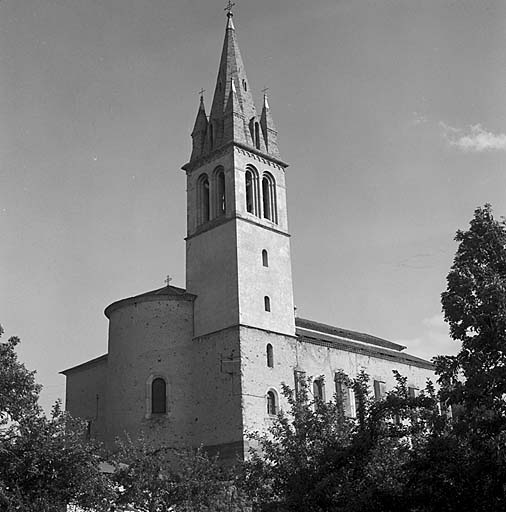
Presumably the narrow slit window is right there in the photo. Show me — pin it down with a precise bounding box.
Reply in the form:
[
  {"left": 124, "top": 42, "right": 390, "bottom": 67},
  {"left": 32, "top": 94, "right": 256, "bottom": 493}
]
[
  {"left": 266, "top": 343, "right": 274, "bottom": 368},
  {"left": 264, "top": 296, "right": 271, "bottom": 312},
  {"left": 151, "top": 378, "right": 166, "bottom": 414},
  {"left": 262, "top": 249, "right": 268, "bottom": 267},
  {"left": 255, "top": 122, "right": 261, "bottom": 150}
]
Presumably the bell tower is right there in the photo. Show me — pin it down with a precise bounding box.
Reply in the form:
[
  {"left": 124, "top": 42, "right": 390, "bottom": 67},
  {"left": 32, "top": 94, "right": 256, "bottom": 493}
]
[{"left": 182, "top": 11, "right": 295, "bottom": 338}]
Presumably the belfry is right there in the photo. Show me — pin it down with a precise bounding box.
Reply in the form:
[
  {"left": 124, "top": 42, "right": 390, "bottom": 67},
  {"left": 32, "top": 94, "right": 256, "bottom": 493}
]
[
  {"left": 62, "top": 11, "right": 433, "bottom": 461},
  {"left": 183, "top": 8, "right": 295, "bottom": 340}
]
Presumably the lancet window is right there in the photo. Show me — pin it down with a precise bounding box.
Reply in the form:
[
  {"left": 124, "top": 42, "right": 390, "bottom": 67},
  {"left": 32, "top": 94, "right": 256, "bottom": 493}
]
[
  {"left": 214, "top": 166, "right": 226, "bottom": 217},
  {"left": 245, "top": 165, "right": 260, "bottom": 216},
  {"left": 197, "top": 173, "right": 210, "bottom": 225},
  {"left": 262, "top": 172, "right": 277, "bottom": 223}
]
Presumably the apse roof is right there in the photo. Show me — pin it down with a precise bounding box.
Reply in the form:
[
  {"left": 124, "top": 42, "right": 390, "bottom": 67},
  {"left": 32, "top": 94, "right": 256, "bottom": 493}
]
[{"left": 104, "top": 285, "right": 196, "bottom": 318}]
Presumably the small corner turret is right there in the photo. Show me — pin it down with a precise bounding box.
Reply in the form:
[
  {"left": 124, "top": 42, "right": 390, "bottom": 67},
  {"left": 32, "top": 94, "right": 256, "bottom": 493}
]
[
  {"left": 260, "top": 93, "right": 279, "bottom": 158},
  {"left": 190, "top": 95, "right": 208, "bottom": 162}
]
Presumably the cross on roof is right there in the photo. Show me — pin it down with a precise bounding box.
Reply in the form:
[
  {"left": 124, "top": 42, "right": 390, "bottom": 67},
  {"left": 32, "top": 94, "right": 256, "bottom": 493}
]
[
  {"left": 224, "top": 1, "right": 236, "bottom": 15},
  {"left": 165, "top": 275, "right": 172, "bottom": 286},
  {"left": 261, "top": 86, "right": 269, "bottom": 95},
  {"left": 198, "top": 88, "right": 205, "bottom": 97}
]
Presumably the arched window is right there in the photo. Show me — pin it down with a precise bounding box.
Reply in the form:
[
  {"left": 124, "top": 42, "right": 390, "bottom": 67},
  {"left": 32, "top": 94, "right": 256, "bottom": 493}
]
[
  {"left": 245, "top": 170, "right": 254, "bottom": 213},
  {"left": 266, "top": 343, "right": 274, "bottom": 368},
  {"left": 197, "top": 174, "right": 210, "bottom": 224},
  {"left": 264, "top": 296, "right": 271, "bottom": 312},
  {"left": 262, "top": 172, "right": 277, "bottom": 223},
  {"left": 262, "top": 249, "right": 268, "bottom": 267},
  {"left": 151, "top": 378, "right": 166, "bottom": 414},
  {"left": 267, "top": 390, "right": 277, "bottom": 416},
  {"left": 245, "top": 165, "right": 260, "bottom": 216},
  {"left": 214, "top": 167, "right": 226, "bottom": 216}
]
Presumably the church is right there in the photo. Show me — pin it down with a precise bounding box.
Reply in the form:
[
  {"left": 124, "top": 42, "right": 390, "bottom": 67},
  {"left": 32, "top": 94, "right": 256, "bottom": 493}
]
[{"left": 62, "top": 10, "right": 433, "bottom": 460}]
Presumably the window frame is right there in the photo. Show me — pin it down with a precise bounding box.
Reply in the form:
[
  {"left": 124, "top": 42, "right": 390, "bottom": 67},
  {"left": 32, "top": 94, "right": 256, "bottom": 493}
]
[
  {"left": 145, "top": 374, "right": 168, "bottom": 419},
  {"left": 213, "top": 166, "right": 226, "bottom": 218},
  {"left": 261, "top": 172, "right": 277, "bottom": 223},
  {"left": 262, "top": 249, "right": 269, "bottom": 267},
  {"left": 245, "top": 165, "right": 260, "bottom": 217},
  {"left": 266, "top": 343, "right": 274, "bottom": 368},
  {"left": 197, "top": 173, "right": 211, "bottom": 225},
  {"left": 266, "top": 388, "right": 278, "bottom": 416}
]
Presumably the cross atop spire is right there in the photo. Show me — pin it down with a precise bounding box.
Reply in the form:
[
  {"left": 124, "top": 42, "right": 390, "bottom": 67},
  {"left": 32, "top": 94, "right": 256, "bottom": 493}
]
[{"left": 224, "top": 1, "right": 236, "bottom": 16}]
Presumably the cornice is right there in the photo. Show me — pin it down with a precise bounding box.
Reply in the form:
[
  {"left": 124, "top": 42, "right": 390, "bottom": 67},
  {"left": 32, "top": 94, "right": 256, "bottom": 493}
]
[
  {"left": 185, "top": 214, "right": 290, "bottom": 241},
  {"left": 182, "top": 141, "right": 289, "bottom": 173}
]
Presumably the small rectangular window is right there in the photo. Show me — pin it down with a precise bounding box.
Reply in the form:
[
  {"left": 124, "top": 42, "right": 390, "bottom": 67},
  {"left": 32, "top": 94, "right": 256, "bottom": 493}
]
[
  {"left": 408, "top": 386, "right": 418, "bottom": 398},
  {"left": 335, "top": 374, "right": 354, "bottom": 417},
  {"left": 294, "top": 370, "right": 306, "bottom": 398},
  {"left": 373, "top": 380, "right": 386, "bottom": 400},
  {"left": 313, "top": 378, "right": 325, "bottom": 402}
]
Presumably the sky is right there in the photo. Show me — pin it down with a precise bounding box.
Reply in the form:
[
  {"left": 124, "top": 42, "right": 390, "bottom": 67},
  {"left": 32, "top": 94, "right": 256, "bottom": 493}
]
[{"left": 1, "top": 0, "right": 506, "bottom": 413}]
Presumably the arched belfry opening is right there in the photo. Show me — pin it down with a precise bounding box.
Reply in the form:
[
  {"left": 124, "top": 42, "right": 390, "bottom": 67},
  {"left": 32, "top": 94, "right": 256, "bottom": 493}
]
[
  {"left": 197, "top": 173, "right": 210, "bottom": 225},
  {"left": 214, "top": 166, "right": 226, "bottom": 217},
  {"left": 245, "top": 165, "right": 260, "bottom": 217},
  {"left": 262, "top": 172, "right": 277, "bottom": 223}
]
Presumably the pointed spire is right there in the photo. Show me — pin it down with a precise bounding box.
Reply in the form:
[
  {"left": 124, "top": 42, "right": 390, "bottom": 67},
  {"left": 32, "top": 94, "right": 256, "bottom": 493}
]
[
  {"left": 190, "top": 95, "right": 209, "bottom": 161},
  {"left": 208, "top": 11, "right": 257, "bottom": 149},
  {"left": 183, "top": 9, "right": 287, "bottom": 169},
  {"left": 260, "top": 92, "right": 280, "bottom": 157}
]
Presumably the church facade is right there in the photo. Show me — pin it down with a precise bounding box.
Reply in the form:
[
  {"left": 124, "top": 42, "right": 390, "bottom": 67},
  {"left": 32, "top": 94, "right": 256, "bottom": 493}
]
[{"left": 62, "top": 12, "right": 433, "bottom": 460}]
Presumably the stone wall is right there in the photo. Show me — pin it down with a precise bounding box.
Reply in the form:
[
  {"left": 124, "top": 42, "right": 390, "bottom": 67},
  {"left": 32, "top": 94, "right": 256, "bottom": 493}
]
[
  {"left": 105, "top": 296, "right": 194, "bottom": 448},
  {"left": 239, "top": 325, "right": 434, "bottom": 449},
  {"left": 64, "top": 357, "right": 107, "bottom": 440}
]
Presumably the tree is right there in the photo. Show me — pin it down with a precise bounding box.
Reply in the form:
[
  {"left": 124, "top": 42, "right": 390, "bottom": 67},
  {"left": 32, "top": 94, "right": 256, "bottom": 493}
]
[
  {"left": 406, "top": 204, "right": 506, "bottom": 512},
  {"left": 0, "top": 327, "right": 114, "bottom": 511},
  {"left": 242, "top": 373, "right": 438, "bottom": 512},
  {"left": 112, "top": 436, "right": 249, "bottom": 511},
  {"left": 439, "top": 203, "right": 506, "bottom": 419},
  {"left": 0, "top": 325, "right": 41, "bottom": 426}
]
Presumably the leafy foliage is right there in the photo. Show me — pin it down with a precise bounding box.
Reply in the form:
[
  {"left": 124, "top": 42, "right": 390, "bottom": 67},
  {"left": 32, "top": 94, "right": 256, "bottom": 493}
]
[
  {"left": 112, "top": 436, "right": 249, "bottom": 511},
  {"left": 409, "top": 204, "right": 506, "bottom": 511},
  {"left": 0, "top": 327, "right": 114, "bottom": 511},
  {"left": 242, "top": 373, "right": 438, "bottom": 512},
  {"left": 0, "top": 325, "right": 41, "bottom": 426}
]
